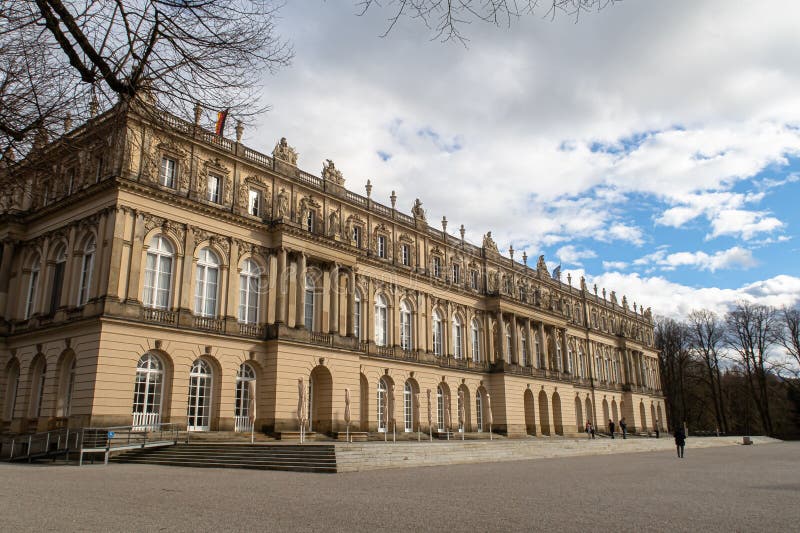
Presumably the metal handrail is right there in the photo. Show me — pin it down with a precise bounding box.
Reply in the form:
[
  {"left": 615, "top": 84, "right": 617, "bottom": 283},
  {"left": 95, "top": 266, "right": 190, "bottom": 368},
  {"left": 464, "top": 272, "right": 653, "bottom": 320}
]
[
  {"left": 0, "top": 427, "right": 71, "bottom": 462},
  {"left": 76, "top": 423, "right": 179, "bottom": 465}
]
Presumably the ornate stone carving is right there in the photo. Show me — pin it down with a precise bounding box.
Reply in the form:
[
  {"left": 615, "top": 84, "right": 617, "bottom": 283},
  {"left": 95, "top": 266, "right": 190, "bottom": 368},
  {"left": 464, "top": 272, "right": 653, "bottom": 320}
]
[
  {"left": 298, "top": 195, "right": 321, "bottom": 227},
  {"left": 411, "top": 198, "right": 426, "bottom": 221},
  {"left": 322, "top": 159, "right": 345, "bottom": 186},
  {"left": 536, "top": 255, "right": 548, "bottom": 277},
  {"left": 622, "top": 295, "right": 629, "bottom": 310},
  {"left": 328, "top": 207, "right": 341, "bottom": 237},
  {"left": 276, "top": 187, "right": 290, "bottom": 219},
  {"left": 482, "top": 231, "right": 498, "bottom": 253},
  {"left": 610, "top": 291, "right": 617, "bottom": 305},
  {"left": 487, "top": 270, "right": 499, "bottom": 292},
  {"left": 272, "top": 137, "right": 298, "bottom": 165}
]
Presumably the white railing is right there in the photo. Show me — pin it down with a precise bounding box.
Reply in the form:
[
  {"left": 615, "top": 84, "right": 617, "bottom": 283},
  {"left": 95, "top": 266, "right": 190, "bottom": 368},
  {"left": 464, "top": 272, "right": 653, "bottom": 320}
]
[
  {"left": 234, "top": 416, "right": 253, "bottom": 433},
  {"left": 132, "top": 412, "right": 161, "bottom": 431}
]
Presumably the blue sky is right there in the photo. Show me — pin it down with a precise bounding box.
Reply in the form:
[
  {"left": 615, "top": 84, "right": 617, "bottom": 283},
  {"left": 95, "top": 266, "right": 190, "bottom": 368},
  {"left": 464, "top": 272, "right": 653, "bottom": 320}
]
[{"left": 246, "top": 0, "right": 800, "bottom": 318}]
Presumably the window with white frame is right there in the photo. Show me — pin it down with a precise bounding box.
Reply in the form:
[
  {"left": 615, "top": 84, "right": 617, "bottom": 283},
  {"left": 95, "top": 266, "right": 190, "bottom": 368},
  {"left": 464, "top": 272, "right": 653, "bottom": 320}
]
[
  {"left": 354, "top": 289, "right": 362, "bottom": 341},
  {"left": 452, "top": 263, "right": 460, "bottom": 284},
  {"left": 374, "top": 294, "right": 388, "bottom": 346},
  {"left": 404, "top": 381, "right": 413, "bottom": 432},
  {"left": 567, "top": 346, "right": 574, "bottom": 374},
  {"left": 304, "top": 274, "right": 316, "bottom": 330},
  {"left": 208, "top": 174, "right": 221, "bottom": 203},
  {"left": 535, "top": 331, "right": 543, "bottom": 367},
  {"left": 353, "top": 226, "right": 362, "bottom": 248},
  {"left": 452, "top": 315, "right": 464, "bottom": 359},
  {"left": 471, "top": 319, "right": 481, "bottom": 362},
  {"left": 521, "top": 331, "right": 529, "bottom": 366},
  {"left": 194, "top": 248, "right": 220, "bottom": 317},
  {"left": 437, "top": 385, "right": 445, "bottom": 431},
  {"left": 160, "top": 157, "right": 177, "bottom": 188},
  {"left": 238, "top": 259, "right": 260, "bottom": 324},
  {"left": 475, "top": 392, "right": 483, "bottom": 432},
  {"left": 504, "top": 322, "right": 512, "bottom": 361},
  {"left": 305, "top": 209, "right": 315, "bottom": 232},
  {"left": 248, "top": 189, "right": 261, "bottom": 216},
  {"left": 400, "top": 300, "right": 412, "bottom": 351},
  {"left": 555, "top": 341, "right": 563, "bottom": 371},
  {"left": 377, "top": 378, "right": 387, "bottom": 432},
  {"left": 48, "top": 247, "right": 66, "bottom": 315},
  {"left": 234, "top": 363, "right": 256, "bottom": 426},
  {"left": 132, "top": 354, "right": 163, "bottom": 427},
  {"left": 470, "top": 270, "right": 479, "bottom": 290},
  {"left": 143, "top": 235, "right": 173, "bottom": 309},
  {"left": 377, "top": 235, "right": 387, "bottom": 258},
  {"left": 432, "top": 310, "right": 443, "bottom": 356},
  {"left": 78, "top": 237, "right": 95, "bottom": 306},
  {"left": 432, "top": 256, "right": 442, "bottom": 278},
  {"left": 401, "top": 244, "right": 410, "bottom": 266},
  {"left": 25, "top": 258, "right": 40, "bottom": 319}
]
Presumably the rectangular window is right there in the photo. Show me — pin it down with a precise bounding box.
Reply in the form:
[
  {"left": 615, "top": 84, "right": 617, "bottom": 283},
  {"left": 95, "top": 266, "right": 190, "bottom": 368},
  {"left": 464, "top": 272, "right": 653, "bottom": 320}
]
[
  {"left": 377, "top": 235, "right": 386, "bottom": 258},
  {"left": 306, "top": 210, "right": 315, "bottom": 232},
  {"left": 470, "top": 270, "right": 479, "bottom": 290},
  {"left": 354, "top": 300, "right": 361, "bottom": 341},
  {"left": 78, "top": 252, "right": 94, "bottom": 306},
  {"left": 95, "top": 156, "right": 104, "bottom": 183},
  {"left": 452, "top": 264, "right": 460, "bottom": 284},
  {"left": 433, "top": 323, "right": 442, "bottom": 356},
  {"left": 471, "top": 327, "right": 480, "bottom": 362},
  {"left": 353, "top": 226, "right": 362, "bottom": 248},
  {"left": 49, "top": 262, "right": 65, "bottom": 314},
  {"left": 208, "top": 174, "right": 221, "bottom": 203},
  {"left": 304, "top": 290, "right": 314, "bottom": 330},
  {"left": 454, "top": 325, "right": 463, "bottom": 359},
  {"left": 432, "top": 256, "right": 441, "bottom": 278},
  {"left": 66, "top": 168, "right": 75, "bottom": 195},
  {"left": 401, "top": 244, "right": 410, "bottom": 266},
  {"left": 400, "top": 313, "right": 412, "bottom": 350},
  {"left": 25, "top": 270, "right": 38, "bottom": 319},
  {"left": 160, "top": 157, "right": 176, "bottom": 188},
  {"left": 248, "top": 189, "right": 261, "bottom": 216}
]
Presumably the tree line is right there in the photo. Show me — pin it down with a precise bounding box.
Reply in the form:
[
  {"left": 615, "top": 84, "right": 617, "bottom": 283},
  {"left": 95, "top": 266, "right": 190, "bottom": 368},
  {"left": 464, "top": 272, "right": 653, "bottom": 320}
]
[{"left": 656, "top": 302, "right": 800, "bottom": 438}]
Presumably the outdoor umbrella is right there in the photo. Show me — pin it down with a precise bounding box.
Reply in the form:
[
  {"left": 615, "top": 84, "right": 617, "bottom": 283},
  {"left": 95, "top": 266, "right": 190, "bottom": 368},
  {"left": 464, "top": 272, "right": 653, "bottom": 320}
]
[
  {"left": 444, "top": 399, "right": 451, "bottom": 440},
  {"left": 382, "top": 385, "right": 389, "bottom": 441},
  {"left": 344, "top": 388, "right": 351, "bottom": 442},
  {"left": 413, "top": 391, "right": 420, "bottom": 441},
  {"left": 297, "top": 378, "right": 306, "bottom": 442},
  {"left": 388, "top": 384, "right": 396, "bottom": 442},
  {"left": 248, "top": 380, "right": 257, "bottom": 444},
  {"left": 458, "top": 389, "right": 465, "bottom": 440},
  {"left": 486, "top": 392, "right": 494, "bottom": 440},
  {"left": 427, "top": 389, "right": 432, "bottom": 441}
]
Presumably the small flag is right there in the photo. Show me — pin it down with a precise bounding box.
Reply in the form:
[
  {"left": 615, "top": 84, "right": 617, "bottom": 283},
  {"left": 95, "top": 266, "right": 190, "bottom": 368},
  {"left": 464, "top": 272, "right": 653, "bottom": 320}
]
[
  {"left": 215, "top": 108, "right": 229, "bottom": 136},
  {"left": 552, "top": 265, "right": 561, "bottom": 280}
]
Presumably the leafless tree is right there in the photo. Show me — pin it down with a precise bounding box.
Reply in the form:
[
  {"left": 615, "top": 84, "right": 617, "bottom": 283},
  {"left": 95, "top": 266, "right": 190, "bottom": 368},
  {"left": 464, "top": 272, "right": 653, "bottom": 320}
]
[
  {"left": 655, "top": 316, "right": 691, "bottom": 432},
  {"left": 778, "top": 306, "right": 800, "bottom": 385},
  {"left": 687, "top": 309, "right": 729, "bottom": 433},
  {"left": 357, "top": 0, "right": 619, "bottom": 43},
  {"left": 725, "top": 301, "right": 780, "bottom": 436},
  {"left": 1, "top": 0, "right": 292, "bottom": 159}
]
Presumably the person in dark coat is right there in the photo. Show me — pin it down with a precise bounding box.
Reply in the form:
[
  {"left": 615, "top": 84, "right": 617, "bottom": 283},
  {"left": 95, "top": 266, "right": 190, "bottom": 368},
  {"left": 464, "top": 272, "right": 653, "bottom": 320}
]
[
  {"left": 609, "top": 419, "right": 615, "bottom": 439},
  {"left": 674, "top": 427, "right": 686, "bottom": 458},
  {"left": 620, "top": 417, "right": 627, "bottom": 439}
]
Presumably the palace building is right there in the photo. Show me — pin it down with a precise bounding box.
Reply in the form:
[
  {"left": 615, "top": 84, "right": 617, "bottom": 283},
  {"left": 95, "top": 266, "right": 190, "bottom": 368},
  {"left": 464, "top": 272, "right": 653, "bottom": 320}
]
[{"left": 0, "top": 100, "right": 665, "bottom": 439}]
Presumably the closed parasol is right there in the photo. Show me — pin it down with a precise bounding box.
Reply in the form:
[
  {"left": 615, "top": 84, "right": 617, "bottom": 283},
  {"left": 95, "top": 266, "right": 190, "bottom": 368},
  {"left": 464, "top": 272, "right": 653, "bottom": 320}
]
[
  {"left": 388, "top": 384, "right": 396, "bottom": 442},
  {"left": 485, "top": 392, "right": 494, "bottom": 440},
  {"left": 344, "top": 388, "right": 351, "bottom": 442},
  {"left": 248, "top": 380, "right": 257, "bottom": 444},
  {"left": 457, "top": 389, "right": 465, "bottom": 440},
  {"left": 297, "top": 378, "right": 307, "bottom": 442},
  {"left": 426, "top": 389, "right": 432, "bottom": 441}
]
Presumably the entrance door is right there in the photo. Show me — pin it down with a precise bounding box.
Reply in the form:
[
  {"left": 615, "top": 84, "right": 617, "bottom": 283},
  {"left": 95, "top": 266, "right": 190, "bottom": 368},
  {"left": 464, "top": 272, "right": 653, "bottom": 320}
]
[{"left": 187, "top": 359, "right": 212, "bottom": 431}]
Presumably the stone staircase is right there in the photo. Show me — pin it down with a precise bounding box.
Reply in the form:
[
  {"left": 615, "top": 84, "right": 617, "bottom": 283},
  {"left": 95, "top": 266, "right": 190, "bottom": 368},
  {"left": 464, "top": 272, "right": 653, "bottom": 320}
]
[{"left": 112, "top": 443, "right": 337, "bottom": 473}]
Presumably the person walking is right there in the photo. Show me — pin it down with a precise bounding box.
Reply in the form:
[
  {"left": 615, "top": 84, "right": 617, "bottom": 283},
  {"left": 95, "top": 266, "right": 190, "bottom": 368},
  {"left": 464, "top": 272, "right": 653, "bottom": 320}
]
[
  {"left": 674, "top": 427, "right": 686, "bottom": 458},
  {"left": 585, "top": 419, "right": 595, "bottom": 439},
  {"left": 609, "top": 419, "right": 615, "bottom": 439},
  {"left": 620, "top": 417, "right": 627, "bottom": 439}
]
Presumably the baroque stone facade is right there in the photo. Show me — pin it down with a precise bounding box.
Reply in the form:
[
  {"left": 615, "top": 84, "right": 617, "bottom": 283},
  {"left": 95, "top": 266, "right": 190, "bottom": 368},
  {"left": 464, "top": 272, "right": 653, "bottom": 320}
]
[{"left": 0, "top": 103, "right": 664, "bottom": 438}]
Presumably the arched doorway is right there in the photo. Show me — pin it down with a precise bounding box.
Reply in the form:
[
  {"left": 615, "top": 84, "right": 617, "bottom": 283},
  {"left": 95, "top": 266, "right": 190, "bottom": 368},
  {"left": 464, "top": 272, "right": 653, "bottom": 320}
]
[
  {"left": 475, "top": 388, "right": 485, "bottom": 432},
  {"left": 309, "top": 365, "right": 333, "bottom": 434},
  {"left": 436, "top": 383, "right": 450, "bottom": 432},
  {"left": 234, "top": 363, "right": 256, "bottom": 432},
  {"left": 657, "top": 404, "right": 664, "bottom": 431},
  {"left": 376, "top": 377, "right": 390, "bottom": 433},
  {"left": 56, "top": 351, "right": 77, "bottom": 419},
  {"left": 585, "top": 397, "right": 593, "bottom": 427},
  {"left": 552, "top": 392, "right": 563, "bottom": 436},
  {"left": 538, "top": 390, "right": 550, "bottom": 436},
  {"left": 187, "top": 359, "right": 212, "bottom": 431},
  {"left": 133, "top": 354, "right": 164, "bottom": 430},
  {"left": 404, "top": 379, "right": 419, "bottom": 432},
  {"left": 602, "top": 398, "right": 610, "bottom": 431},
  {"left": 28, "top": 354, "right": 47, "bottom": 421},
  {"left": 457, "top": 384, "right": 471, "bottom": 432},
  {"left": 574, "top": 396, "right": 583, "bottom": 432},
  {"left": 359, "top": 373, "right": 369, "bottom": 431},
  {"left": 650, "top": 403, "right": 657, "bottom": 431},
  {"left": 611, "top": 399, "right": 619, "bottom": 426},
  {"left": 639, "top": 401, "right": 647, "bottom": 433},
  {"left": 524, "top": 389, "right": 536, "bottom": 435}
]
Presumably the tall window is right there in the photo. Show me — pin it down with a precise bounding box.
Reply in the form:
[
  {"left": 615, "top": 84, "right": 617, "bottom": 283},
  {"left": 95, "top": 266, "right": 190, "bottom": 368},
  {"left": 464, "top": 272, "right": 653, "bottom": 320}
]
[
  {"left": 520, "top": 331, "right": 529, "bottom": 366},
  {"left": 471, "top": 320, "right": 481, "bottom": 362},
  {"left": 452, "top": 263, "right": 460, "bottom": 284},
  {"left": 132, "top": 354, "right": 163, "bottom": 429},
  {"left": 577, "top": 348, "right": 585, "bottom": 378},
  {"left": 555, "top": 341, "right": 563, "bottom": 372},
  {"left": 470, "top": 270, "right": 479, "bottom": 290},
  {"left": 452, "top": 316, "right": 464, "bottom": 359},
  {"left": 238, "top": 259, "right": 260, "bottom": 324},
  {"left": 304, "top": 274, "right": 316, "bottom": 330},
  {"left": 437, "top": 385, "right": 445, "bottom": 431},
  {"left": 95, "top": 155, "right": 104, "bottom": 183},
  {"left": 432, "top": 256, "right": 442, "bottom": 278},
  {"left": 567, "top": 346, "right": 574, "bottom": 374},
  {"left": 143, "top": 235, "right": 174, "bottom": 309},
  {"left": 401, "top": 244, "right": 410, "bottom": 266},
  {"left": 160, "top": 157, "right": 177, "bottom": 188},
  {"left": 504, "top": 323, "right": 512, "bottom": 361},
  {"left": 64, "top": 359, "right": 76, "bottom": 417},
  {"left": 374, "top": 294, "right": 388, "bottom": 346},
  {"left": 377, "top": 378, "right": 387, "bottom": 432},
  {"left": 208, "top": 174, "right": 221, "bottom": 203},
  {"left": 3, "top": 360, "right": 20, "bottom": 421},
  {"left": 354, "top": 290, "right": 362, "bottom": 341},
  {"left": 535, "top": 331, "right": 543, "bottom": 367},
  {"left": 353, "top": 226, "right": 362, "bottom": 248},
  {"left": 400, "top": 300, "right": 412, "bottom": 351},
  {"left": 235, "top": 363, "right": 256, "bottom": 431},
  {"left": 305, "top": 209, "right": 315, "bottom": 232},
  {"left": 49, "top": 248, "right": 67, "bottom": 314},
  {"left": 194, "top": 248, "right": 220, "bottom": 317},
  {"left": 248, "top": 189, "right": 261, "bottom": 216},
  {"left": 404, "top": 381, "right": 413, "bottom": 432},
  {"left": 25, "top": 258, "right": 40, "bottom": 319},
  {"left": 377, "top": 235, "right": 387, "bottom": 258},
  {"left": 475, "top": 392, "right": 483, "bottom": 432},
  {"left": 33, "top": 361, "right": 47, "bottom": 418},
  {"left": 432, "top": 310, "right": 443, "bottom": 356},
  {"left": 78, "top": 237, "right": 95, "bottom": 306},
  {"left": 187, "top": 359, "right": 212, "bottom": 431}
]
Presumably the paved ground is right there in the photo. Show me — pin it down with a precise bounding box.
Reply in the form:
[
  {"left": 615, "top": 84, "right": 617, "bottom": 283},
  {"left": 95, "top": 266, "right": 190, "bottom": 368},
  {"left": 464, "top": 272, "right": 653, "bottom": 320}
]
[{"left": 1, "top": 441, "right": 798, "bottom": 532}]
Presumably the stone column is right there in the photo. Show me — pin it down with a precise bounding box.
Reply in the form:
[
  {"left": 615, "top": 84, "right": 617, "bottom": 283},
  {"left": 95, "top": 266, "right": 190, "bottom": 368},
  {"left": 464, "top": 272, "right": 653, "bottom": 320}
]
[
  {"left": 561, "top": 329, "right": 570, "bottom": 373},
  {"left": 275, "top": 248, "right": 287, "bottom": 324},
  {"left": 125, "top": 212, "right": 145, "bottom": 303},
  {"left": 178, "top": 226, "right": 195, "bottom": 311},
  {"left": 496, "top": 310, "right": 504, "bottom": 361},
  {"left": 484, "top": 313, "right": 494, "bottom": 363},
  {"left": 510, "top": 314, "right": 519, "bottom": 364},
  {"left": 329, "top": 263, "right": 339, "bottom": 334},
  {"left": 525, "top": 319, "right": 533, "bottom": 367},
  {"left": 295, "top": 251, "right": 306, "bottom": 328},
  {"left": 89, "top": 211, "right": 108, "bottom": 301}
]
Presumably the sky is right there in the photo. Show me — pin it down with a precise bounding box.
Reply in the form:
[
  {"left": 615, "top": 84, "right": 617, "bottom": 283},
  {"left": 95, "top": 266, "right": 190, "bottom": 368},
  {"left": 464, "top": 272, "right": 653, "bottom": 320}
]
[{"left": 242, "top": 0, "right": 800, "bottom": 319}]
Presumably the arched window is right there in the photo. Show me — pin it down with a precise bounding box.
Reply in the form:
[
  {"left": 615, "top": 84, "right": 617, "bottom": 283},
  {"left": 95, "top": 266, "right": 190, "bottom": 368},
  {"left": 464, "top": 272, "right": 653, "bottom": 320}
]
[
  {"left": 304, "top": 273, "right": 315, "bottom": 330},
  {"left": 34, "top": 361, "right": 47, "bottom": 418},
  {"left": 475, "top": 391, "right": 483, "bottom": 432},
  {"left": 403, "top": 381, "right": 413, "bottom": 432},
  {"left": 432, "top": 310, "right": 443, "bottom": 356},
  {"left": 470, "top": 319, "right": 481, "bottom": 363},
  {"left": 194, "top": 247, "right": 220, "bottom": 317},
  {"left": 238, "top": 259, "right": 261, "bottom": 324},
  {"left": 132, "top": 354, "right": 163, "bottom": 429},
  {"left": 3, "top": 360, "right": 20, "bottom": 421},
  {"left": 555, "top": 338, "right": 563, "bottom": 371},
  {"left": 452, "top": 315, "right": 463, "bottom": 359},
  {"left": 437, "top": 385, "right": 445, "bottom": 432},
  {"left": 377, "top": 378, "right": 387, "bottom": 433},
  {"left": 567, "top": 345, "right": 574, "bottom": 374},
  {"left": 577, "top": 348, "right": 585, "bottom": 378},
  {"left": 504, "top": 322, "right": 512, "bottom": 361},
  {"left": 354, "top": 289, "right": 362, "bottom": 341},
  {"left": 187, "top": 359, "right": 212, "bottom": 431},
  {"left": 374, "top": 294, "right": 388, "bottom": 346},
  {"left": 63, "top": 359, "right": 77, "bottom": 417},
  {"left": 48, "top": 247, "right": 67, "bottom": 314},
  {"left": 234, "top": 363, "right": 256, "bottom": 432},
  {"left": 78, "top": 237, "right": 96, "bottom": 306},
  {"left": 25, "top": 256, "right": 40, "bottom": 319},
  {"left": 520, "top": 330, "right": 529, "bottom": 366},
  {"left": 400, "top": 300, "right": 412, "bottom": 351},
  {"left": 143, "top": 235, "right": 174, "bottom": 309}
]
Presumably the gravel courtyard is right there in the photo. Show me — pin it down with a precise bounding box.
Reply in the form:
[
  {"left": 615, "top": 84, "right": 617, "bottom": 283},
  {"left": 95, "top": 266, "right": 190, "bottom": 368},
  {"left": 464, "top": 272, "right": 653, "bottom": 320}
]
[{"left": 1, "top": 441, "right": 798, "bottom": 532}]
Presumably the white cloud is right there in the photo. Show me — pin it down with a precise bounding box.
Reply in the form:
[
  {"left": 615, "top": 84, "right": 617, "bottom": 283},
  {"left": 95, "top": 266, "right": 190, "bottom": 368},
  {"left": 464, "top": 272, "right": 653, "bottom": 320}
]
[
  {"left": 603, "top": 261, "right": 628, "bottom": 270},
  {"left": 707, "top": 209, "right": 784, "bottom": 240},
  {"left": 555, "top": 245, "right": 597, "bottom": 266},
  {"left": 632, "top": 246, "right": 757, "bottom": 273}
]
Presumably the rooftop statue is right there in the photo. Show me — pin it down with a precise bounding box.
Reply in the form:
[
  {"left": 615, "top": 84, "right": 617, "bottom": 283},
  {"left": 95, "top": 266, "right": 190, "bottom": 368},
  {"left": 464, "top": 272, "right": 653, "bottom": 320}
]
[
  {"left": 322, "top": 159, "right": 345, "bottom": 186},
  {"left": 272, "top": 137, "right": 298, "bottom": 165},
  {"left": 411, "top": 198, "right": 426, "bottom": 221},
  {"left": 482, "top": 231, "right": 498, "bottom": 252}
]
